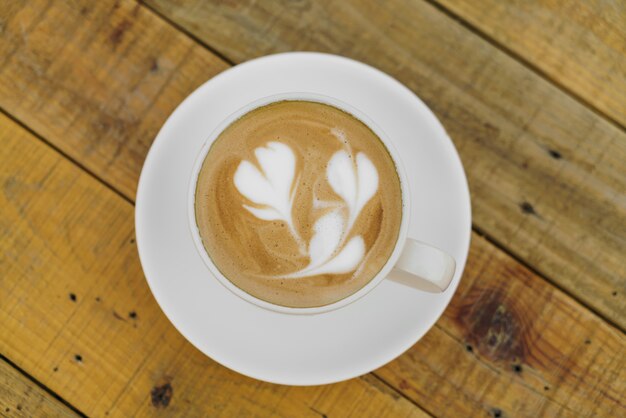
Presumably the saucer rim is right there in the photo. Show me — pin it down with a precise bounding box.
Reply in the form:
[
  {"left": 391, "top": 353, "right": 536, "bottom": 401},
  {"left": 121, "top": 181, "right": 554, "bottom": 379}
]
[{"left": 135, "top": 52, "right": 472, "bottom": 385}]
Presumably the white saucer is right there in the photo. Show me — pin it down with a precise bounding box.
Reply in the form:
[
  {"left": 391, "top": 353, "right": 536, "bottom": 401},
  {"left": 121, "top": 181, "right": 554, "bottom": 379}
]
[{"left": 136, "top": 52, "right": 471, "bottom": 385}]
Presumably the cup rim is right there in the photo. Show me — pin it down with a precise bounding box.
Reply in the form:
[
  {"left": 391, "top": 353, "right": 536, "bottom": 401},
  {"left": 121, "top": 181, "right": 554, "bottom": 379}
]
[{"left": 187, "top": 92, "right": 411, "bottom": 315}]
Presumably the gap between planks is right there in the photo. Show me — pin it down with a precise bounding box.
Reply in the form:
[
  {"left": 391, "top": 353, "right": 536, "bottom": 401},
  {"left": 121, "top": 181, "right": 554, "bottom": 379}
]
[
  {"left": 0, "top": 106, "right": 431, "bottom": 417},
  {"left": 138, "top": 0, "right": 236, "bottom": 66},
  {"left": 1, "top": 101, "right": 620, "bottom": 417},
  {"left": 423, "top": 0, "right": 626, "bottom": 134},
  {"left": 136, "top": 1, "right": 625, "bottom": 334},
  {"left": 472, "top": 225, "right": 624, "bottom": 334},
  {"left": 0, "top": 353, "right": 88, "bottom": 418},
  {"left": 0, "top": 0, "right": 622, "bottom": 411},
  {"left": 135, "top": 0, "right": 625, "bottom": 332},
  {"left": 0, "top": 108, "right": 133, "bottom": 207},
  {"left": 139, "top": 0, "right": 626, "bottom": 135},
  {"left": 2, "top": 99, "right": 621, "bottom": 335}
]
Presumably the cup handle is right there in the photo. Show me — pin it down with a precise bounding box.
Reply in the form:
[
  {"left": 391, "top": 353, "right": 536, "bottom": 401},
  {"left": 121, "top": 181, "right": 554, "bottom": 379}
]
[{"left": 390, "top": 239, "right": 456, "bottom": 293}]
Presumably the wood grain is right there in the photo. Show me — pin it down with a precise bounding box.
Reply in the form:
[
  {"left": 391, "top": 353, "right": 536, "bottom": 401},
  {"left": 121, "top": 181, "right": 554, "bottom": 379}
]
[
  {"left": 434, "top": 0, "right": 626, "bottom": 128},
  {"left": 1, "top": 0, "right": 622, "bottom": 331},
  {"left": 1, "top": 113, "right": 623, "bottom": 416},
  {"left": 0, "top": 114, "right": 428, "bottom": 417},
  {"left": 378, "top": 233, "right": 626, "bottom": 417},
  {"left": 141, "top": 0, "right": 626, "bottom": 328},
  {"left": 0, "top": 0, "right": 228, "bottom": 199},
  {"left": 0, "top": 358, "right": 78, "bottom": 418},
  {"left": 0, "top": 0, "right": 624, "bottom": 415}
]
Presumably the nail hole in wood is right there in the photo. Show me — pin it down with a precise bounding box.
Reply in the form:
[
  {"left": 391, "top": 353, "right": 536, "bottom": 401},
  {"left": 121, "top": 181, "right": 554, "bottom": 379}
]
[
  {"left": 520, "top": 202, "right": 536, "bottom": 215},
  {"left": 150, "top": 58, "right": 159, "bottom": 73},
  {"left": 548, "top": 149, "right": 562, "bottom": 159}
]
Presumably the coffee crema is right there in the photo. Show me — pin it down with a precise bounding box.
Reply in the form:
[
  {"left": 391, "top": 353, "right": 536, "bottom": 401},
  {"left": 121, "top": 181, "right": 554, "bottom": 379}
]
[{"left": 195, "top": 100, "right": 402, "bottom": 308}]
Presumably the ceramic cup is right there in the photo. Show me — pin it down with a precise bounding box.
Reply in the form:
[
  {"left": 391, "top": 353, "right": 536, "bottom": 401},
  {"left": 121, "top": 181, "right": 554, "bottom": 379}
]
[{"left": 188, "top": 92, "right": 456, "bottom": 315}]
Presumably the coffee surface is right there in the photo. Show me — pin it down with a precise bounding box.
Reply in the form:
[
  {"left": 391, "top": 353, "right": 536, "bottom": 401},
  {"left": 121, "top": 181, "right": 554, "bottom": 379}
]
[{"left": 195, "top": 100, "right": 402, "bottom": 308}]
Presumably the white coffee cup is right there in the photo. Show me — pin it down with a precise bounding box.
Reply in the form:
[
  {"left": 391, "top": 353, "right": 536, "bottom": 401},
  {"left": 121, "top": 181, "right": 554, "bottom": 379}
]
[{"left": 188, "top": 92, "right": 456, "bottom": 315}]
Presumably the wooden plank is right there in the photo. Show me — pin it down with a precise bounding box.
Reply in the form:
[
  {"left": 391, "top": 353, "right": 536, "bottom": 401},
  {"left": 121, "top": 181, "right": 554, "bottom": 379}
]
[
  {"left": 1, "top": 0, "right": 623, "bottom": 328},
  {"left": 377, "top": 232, "right": 626, "bottom": 417},
  {"left": 2, "top": 0, "right": 624, "bottom": 329},
  {"left": 1, "top": 115, "right": 623, "bottom": 417},
  {"left": 0, "top": 0, "right": 228, "bottom": 199},
  {"left": 0, "top": 115, "right": 429, "bottom": 417},
  {"left": 433, "top": 0, "right": 626, "bottom": 128},
  {"left": 0, "top": 0, "right": 624, "bottom": 415},
  {"left": 0, "top": 358, "right": 79, "bottom": 417},
  {"left": 140, "top": 0, "right": 626, "bottom": 327}
]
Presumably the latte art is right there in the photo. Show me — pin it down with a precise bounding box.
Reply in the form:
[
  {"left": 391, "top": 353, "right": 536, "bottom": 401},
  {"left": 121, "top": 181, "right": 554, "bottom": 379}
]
[
  {"left": 234, "top": 142, "right": 307, "bottom": 254},
  {"left": 233, "top": 139, "right": 378, "bottom": 278},
  {"left": 195, "top": 101, "right": 402, "bottom": 308}
]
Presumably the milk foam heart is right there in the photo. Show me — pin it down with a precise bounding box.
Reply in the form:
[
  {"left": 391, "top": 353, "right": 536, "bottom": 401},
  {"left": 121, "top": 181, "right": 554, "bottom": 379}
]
[
  {"left": 233, "top": 140, "right": 379, "bottom": 278},
  {"left": 194, "top": 100, "right": 402, "bottom": 308}
]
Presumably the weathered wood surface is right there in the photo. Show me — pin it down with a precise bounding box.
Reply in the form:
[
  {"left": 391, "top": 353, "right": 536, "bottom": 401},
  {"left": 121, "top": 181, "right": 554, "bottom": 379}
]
[
  {"left": 1, "top": 0, "right": 622, "bottom": 328},
  {"left": 1, "top": 0, "right": 624, "bottom": 416},
  {"left": 1, "top": 113, "right": 623, "bottom": 417},
  {"left": 0, "top": 0, "right": 227, "bottom": 199},
  {"left": 0, "top": 358, "right": 78, "bottom": 418},
  {"left": 434, "top": 0, "right": 626, "bottom": 128},
  {"left": 0, "top": 114, "right": 430, "bottom": 417},
  {"left": 144, "top": 0, "right": 626, "bottom": 328},
  {"left": 379, "top": 234, "right": 626, "bottom": 417}
]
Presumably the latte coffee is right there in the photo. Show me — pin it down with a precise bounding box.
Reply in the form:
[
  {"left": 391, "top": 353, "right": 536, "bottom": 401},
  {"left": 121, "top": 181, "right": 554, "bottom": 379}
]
[{"left": 194, "top": 100, "right": 402, "bottom": 308}]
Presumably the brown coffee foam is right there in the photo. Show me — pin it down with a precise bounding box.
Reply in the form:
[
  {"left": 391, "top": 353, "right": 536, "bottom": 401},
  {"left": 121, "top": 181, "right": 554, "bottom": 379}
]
[{"left": 195, "top": 101, "right": 402, "bottom": 308}]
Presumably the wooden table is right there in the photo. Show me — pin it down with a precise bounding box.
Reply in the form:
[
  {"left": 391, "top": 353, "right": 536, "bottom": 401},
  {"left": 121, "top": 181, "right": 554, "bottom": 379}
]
[{"left": 1, "top": 1, "right": 624, "bottom": 416}]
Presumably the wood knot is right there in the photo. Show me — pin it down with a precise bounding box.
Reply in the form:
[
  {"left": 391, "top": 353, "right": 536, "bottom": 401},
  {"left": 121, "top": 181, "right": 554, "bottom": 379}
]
[
  {"left": 454, "top": 289, "right": 527, "bottom": 363},
  {"left": 110, "top": 20, "right": 132, "bottom": 46},
  {"left": 151, "top": 383, "right": 173, "bottom": 408}
]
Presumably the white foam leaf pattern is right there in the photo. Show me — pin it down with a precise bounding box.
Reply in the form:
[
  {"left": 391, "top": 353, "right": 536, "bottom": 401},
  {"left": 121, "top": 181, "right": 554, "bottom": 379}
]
[
  {"left": 234, "top": 142, "right": 296, "bottom": 217},
  {"left": 234, "top": 161, "right": 276, "bottom": 206},
  {"left": 355, "top": 153, "right": 379, "bottom": 217},
  {"left": 327, "top": 150, "right": 356, "bottom": 212},
  {"left": 234, "top": 142, "right": 305, "bottom": 252},
  {"left": 327, "top": 150, "right": 379, "bottom": 230},
  {"left": 235, "top": 140, "right": 379, "bottom": 278},
  {"left": 307, "top": 209, "right": 344, "bottom": 269},
  {"left": 283, "top": 236, "right": 365, "bottom": 278},
  {"left": 311, "top": 236, "right": 365, "bottom": 275}
]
